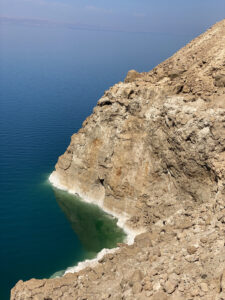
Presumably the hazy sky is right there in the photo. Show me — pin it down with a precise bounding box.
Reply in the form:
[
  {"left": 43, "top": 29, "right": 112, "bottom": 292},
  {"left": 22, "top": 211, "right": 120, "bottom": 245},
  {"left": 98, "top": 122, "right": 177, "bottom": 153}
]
[{"left": 1, "top": 0, "right": 225, "bottom": 34}]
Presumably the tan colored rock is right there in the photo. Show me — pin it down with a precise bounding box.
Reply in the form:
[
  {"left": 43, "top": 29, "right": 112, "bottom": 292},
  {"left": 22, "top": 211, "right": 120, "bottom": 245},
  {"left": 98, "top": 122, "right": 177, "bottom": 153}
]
[
  {"left": 221, "top": 269, "right": 225, "bottom": 291},
  {"left": 124, "top": 69, "right": 142, "bottom": 83},
  {"left": 132, "top": 282, "right": 143, "bottom": 294},
  {"left": 199, "top": 282, "right": 209, "bottom": 292},
  {"left": 129, "top": 270, "right": 143, "bottom": 286},
  {"left": 143, "top": 278, "right": 153, "bottom": 291},
  {"left": 11, "top": 19, "right": 225, "bottom": 300},
  {"left": 134, "top": 232, "right": 153, "bottom": 248},
  {"left": 200, "top": 236, "right": 208, "bottom": 243},
  {"left": 187, "top": 245, "right": 198, "bottom": 255},
  {"left": 152, "top": 291, "right": 169, "bottom": 300},
  {"left": 170, "top": 295, "right": 186, "bottom": 300},
  {"left": 163, "top": 273, "right": 179, "bottom": 294},
  {"left": 190, "top": 287, "right": 200, "bottom": 297}
]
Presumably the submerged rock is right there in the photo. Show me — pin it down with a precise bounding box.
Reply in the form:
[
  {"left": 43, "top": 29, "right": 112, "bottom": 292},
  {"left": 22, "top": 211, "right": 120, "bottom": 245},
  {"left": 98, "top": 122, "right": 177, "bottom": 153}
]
[{"left": 12, "top": 19, "right": 225, "bottom": 299}]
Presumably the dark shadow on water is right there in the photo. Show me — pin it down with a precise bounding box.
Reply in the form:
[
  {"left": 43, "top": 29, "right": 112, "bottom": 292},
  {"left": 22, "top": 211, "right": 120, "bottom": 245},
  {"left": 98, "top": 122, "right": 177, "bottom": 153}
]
[{"left": 53, "top": 188, "right": 126, "bottom": 258}]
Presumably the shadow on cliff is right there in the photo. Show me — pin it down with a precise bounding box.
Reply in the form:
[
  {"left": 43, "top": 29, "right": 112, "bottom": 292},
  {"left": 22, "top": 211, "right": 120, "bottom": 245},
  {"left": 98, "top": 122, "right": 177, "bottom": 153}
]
[{"left": 53, "top": 188, "right": 126, "bottom": 255}]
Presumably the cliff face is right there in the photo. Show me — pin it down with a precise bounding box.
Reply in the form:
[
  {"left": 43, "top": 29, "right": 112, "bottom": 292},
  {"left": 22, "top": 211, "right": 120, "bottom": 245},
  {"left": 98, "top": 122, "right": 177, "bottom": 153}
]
[
  {"left": 50, "top": 19, "right": 225, "bottom": 228},
  {"left": 12, "top": 20, "right": 225, "bottom": 300}
]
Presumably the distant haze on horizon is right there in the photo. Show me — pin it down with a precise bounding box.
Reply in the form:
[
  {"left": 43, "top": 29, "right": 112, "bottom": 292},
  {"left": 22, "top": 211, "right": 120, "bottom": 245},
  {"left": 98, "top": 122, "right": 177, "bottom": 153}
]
[{"left": 0, "top": 0, "right": 225, "bottom": 35}]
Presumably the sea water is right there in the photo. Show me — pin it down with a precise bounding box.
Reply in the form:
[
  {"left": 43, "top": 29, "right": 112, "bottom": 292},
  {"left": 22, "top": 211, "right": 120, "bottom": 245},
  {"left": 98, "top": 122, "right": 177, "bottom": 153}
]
[{"left": 0, "top": 23, "right": 193, "bottom": 299}]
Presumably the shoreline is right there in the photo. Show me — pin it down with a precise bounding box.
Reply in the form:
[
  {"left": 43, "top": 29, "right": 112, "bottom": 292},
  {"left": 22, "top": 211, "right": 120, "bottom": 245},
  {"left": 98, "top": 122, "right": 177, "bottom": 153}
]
[
  {"left": 49, "top": 171, "right": 145, "bottom": 275},
  {"left": 11, "top": 20, "right": 225, "bottom": 300}
]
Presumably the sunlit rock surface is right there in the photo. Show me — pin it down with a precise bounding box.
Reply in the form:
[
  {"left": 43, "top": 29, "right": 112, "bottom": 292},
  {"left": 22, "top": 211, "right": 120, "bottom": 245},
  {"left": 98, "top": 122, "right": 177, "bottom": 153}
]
[{"left": 12, "top": 19, "right": 225, "bottom": 300}]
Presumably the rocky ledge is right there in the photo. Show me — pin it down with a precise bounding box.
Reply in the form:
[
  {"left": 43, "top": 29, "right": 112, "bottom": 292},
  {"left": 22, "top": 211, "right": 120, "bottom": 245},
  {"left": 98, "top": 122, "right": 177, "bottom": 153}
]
[{"left": 11, "top": 19, "right": 225, "bottom": 300}]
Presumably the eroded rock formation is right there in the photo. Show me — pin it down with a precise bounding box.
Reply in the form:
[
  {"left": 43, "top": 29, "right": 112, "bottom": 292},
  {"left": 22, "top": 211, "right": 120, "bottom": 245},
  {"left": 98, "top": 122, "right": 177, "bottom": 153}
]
[{"left": 11, "top": 19, "right": 225, "bottom": 300}]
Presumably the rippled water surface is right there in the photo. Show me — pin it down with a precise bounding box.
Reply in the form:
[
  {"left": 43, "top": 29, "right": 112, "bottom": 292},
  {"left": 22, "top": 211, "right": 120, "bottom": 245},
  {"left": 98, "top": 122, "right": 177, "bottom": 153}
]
[{"left": 0, "top": 23, "right": 192, "bottom": 299}]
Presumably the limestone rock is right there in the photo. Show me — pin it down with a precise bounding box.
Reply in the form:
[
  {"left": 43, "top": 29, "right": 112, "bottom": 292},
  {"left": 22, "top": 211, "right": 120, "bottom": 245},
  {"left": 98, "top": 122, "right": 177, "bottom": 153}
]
[
  {"left": 199, "top": 282, "right": 208, "bottom": 293},
  {"left": 221, "top": 269, "right": 225, "bottom": 292},
  {"left": 11, "top": 19, "right": 225, "bottom": 300},
  {"left": 187, "top": 245, "right": 198, "bottom": 255},
  {"left": 163, "top": 274, "right": 179, "bottom": 294},
  {"left": 124, "top": 69, "right": 142, "bottom": 83},
  {"left": 134, "top": 232, "right": 153, "bottom": 248}
]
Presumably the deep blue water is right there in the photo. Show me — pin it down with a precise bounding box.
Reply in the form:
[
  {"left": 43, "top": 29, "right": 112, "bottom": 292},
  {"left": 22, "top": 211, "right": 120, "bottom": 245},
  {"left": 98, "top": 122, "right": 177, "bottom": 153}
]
[{"left": 0, "top": 23, "right": 194, "bottom": 299}]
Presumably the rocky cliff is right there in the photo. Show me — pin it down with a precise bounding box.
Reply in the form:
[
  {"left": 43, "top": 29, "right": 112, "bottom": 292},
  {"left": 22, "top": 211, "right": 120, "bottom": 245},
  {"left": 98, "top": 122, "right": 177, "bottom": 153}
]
[{"left": 12, "top": 19, "right": 225, "bottom": 300}]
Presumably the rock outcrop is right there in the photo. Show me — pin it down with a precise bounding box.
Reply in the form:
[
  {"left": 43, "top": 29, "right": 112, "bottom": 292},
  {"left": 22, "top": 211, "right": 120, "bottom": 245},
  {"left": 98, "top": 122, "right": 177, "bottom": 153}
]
[{"left": 11, "top": 19, "right": 225, "bottom": 299}]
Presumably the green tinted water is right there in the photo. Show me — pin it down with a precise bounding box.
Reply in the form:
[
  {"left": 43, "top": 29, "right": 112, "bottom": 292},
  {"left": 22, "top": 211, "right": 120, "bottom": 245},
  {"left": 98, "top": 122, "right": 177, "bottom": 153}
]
[{"left": 53, "top": 188, "right": 126, "bottom": 271}]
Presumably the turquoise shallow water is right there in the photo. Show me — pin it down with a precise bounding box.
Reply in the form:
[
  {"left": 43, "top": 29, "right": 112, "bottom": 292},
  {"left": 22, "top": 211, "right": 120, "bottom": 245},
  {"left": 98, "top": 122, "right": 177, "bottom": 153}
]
[{"left": 0, "top": 23, "right": 193, "bottom": 299}]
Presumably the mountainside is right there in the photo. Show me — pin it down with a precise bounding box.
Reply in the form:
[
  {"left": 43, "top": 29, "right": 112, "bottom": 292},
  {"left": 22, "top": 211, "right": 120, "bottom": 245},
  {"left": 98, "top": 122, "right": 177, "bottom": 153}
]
[{"left": 12, "top": 19, "right": 225, "bottom": 300}]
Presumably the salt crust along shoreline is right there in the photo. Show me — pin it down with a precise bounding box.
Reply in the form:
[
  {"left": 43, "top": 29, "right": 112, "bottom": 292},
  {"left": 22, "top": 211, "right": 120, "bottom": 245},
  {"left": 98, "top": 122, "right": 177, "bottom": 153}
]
[{"left": 49, "top": 171, "right": 145, "bottom": 275}]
